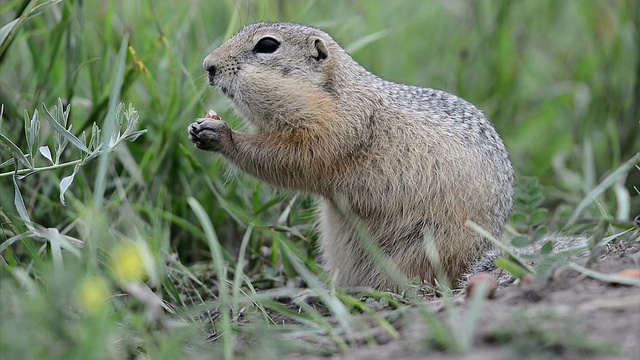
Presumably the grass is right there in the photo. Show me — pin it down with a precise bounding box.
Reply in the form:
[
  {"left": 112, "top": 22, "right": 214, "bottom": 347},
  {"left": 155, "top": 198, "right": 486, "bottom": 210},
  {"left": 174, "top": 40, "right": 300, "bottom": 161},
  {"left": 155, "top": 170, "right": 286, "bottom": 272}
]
[{"left": 1, "top": 0, "right": 639, "bottom": 359}]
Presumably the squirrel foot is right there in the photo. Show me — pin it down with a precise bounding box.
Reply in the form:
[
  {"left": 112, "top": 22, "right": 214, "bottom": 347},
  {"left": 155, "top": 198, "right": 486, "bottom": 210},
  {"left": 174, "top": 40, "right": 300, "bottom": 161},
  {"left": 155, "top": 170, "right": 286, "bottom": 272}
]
[{"left": 188, "top": 119, "right": 231, "bottom": 152}]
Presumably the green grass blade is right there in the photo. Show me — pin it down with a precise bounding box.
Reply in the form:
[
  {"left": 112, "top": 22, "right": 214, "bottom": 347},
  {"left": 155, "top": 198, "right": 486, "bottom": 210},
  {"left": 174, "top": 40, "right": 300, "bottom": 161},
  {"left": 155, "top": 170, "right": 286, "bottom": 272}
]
[
  {"left": 495, "top": 257, "right": 530, "bottom": 280},
  {"left": 567, "top": 262, "right": 640, "bottom": 286},
  {"left": 187, "top": 197, "right": 233, "bottom": 360},
  {"left": 93, "top": 35, "right": 129, "bottom": 208},
  {"left": 232, "top": 224, "right": 254, "bottom": 322},
  {"left": 345, "top": 29, "right": 390, "bottom": 54},
  {"left": 277, "top": 235, "right": 353, "bottom": 349},
  {"left": 0, "top": 0, "right": 41, "bottom": 60},
  {"left": 566, "top": 153, "right": 640, "bottom": 227}
]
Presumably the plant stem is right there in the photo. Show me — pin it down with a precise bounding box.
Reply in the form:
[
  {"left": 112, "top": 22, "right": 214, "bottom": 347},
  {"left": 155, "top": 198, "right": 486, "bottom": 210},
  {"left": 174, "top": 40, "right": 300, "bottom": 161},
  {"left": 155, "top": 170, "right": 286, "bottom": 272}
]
[{"left": 0, "top": 159, "right": 82, "bottom": 178}]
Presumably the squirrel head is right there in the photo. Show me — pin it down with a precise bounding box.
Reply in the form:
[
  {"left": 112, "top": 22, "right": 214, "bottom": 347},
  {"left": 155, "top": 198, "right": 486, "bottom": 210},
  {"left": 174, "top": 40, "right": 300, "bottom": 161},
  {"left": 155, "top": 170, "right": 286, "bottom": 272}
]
[{"left": 203, "top": 22, "right": 346, "bottom": 131}]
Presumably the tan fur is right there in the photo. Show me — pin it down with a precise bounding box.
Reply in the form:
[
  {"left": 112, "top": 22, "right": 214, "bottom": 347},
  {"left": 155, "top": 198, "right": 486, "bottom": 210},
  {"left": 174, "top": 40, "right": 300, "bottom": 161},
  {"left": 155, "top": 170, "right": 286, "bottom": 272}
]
[{"left": 189, "top": 22, "right": 515, "bottom": 290}]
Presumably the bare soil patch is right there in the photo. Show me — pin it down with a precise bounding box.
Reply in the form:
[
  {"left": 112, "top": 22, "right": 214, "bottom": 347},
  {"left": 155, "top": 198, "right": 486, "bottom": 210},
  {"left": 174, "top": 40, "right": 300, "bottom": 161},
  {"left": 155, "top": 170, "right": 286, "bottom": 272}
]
[{"left": 319, "top": 241, "right": 640, "bottom": 360}]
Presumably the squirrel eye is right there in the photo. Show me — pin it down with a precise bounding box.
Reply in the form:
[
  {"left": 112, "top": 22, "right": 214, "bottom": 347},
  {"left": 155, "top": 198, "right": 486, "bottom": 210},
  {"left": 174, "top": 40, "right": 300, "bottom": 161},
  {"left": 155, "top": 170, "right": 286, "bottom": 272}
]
[{"left": 253, "top": 37, "right": 280, "bottom": 53}]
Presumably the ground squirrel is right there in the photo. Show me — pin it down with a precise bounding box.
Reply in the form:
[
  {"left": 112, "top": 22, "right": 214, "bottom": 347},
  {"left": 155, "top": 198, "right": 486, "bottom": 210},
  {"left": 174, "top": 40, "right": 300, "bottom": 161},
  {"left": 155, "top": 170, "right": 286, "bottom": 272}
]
[{"left": 189, "top": 22, "right": 515, "bottom": 290}]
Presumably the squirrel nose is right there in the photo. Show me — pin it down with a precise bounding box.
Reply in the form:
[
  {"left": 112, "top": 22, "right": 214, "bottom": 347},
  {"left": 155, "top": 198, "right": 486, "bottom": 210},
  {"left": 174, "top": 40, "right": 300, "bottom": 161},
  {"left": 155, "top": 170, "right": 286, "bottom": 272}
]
[
  {"left": 205, "top": 63, "right": 216, "bottom": 77},
  {"left": 203, "top": 56, "right": 216, "bottom": 77}
]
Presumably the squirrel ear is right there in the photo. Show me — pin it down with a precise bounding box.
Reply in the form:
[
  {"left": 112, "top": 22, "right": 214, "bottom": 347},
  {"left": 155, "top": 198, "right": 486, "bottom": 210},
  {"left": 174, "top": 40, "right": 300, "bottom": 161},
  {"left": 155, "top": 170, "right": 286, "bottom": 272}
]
[{"left": 310, "top": 37, "right": 329, "bottom": 61}]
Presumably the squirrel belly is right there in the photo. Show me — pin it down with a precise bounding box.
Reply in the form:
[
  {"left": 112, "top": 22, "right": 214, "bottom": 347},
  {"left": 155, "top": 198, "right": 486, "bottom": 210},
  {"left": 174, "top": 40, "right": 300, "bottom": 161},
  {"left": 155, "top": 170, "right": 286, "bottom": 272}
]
[{"left": 189, "top": 22, "right": 515, "bottom": 290}]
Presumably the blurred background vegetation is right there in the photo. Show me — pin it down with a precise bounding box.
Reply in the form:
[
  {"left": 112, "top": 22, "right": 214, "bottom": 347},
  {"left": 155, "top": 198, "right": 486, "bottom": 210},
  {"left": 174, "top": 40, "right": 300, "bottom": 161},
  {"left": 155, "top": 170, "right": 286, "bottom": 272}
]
[{"left": 0, "top": 0, "right": 638, "bottom": 358}]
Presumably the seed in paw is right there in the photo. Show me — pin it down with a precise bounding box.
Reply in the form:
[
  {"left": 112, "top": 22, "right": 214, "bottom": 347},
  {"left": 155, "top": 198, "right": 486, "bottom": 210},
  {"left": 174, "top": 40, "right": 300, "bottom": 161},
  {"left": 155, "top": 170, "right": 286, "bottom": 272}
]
[{"left": 205, "top": 109, "right": 222, "bottom": 120}]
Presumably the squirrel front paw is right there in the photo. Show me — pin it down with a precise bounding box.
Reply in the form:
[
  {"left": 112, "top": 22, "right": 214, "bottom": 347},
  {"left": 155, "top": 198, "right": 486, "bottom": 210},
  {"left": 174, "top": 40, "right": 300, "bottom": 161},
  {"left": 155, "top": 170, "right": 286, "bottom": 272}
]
[{"left": 188, "top": 119, "right": 231, "bottom": 152}]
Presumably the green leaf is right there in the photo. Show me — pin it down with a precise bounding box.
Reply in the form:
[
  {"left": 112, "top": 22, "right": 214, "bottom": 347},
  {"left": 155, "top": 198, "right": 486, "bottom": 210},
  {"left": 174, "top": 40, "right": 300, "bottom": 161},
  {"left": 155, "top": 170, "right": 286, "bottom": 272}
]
[
  {"left": 24, "top": 109, "right": 37, "bottom": 157},
  {"left": 42, "top": 102, "right": 90, "bottom": 154},
  {"left": 495, "top": 257, "right": 530, "bottom": 280},
  {"left": 79, "top": 131, "right": 87, "bottom": 149},
  {"left": 122, "top": 129, "right": 147, "bottom": 142},
  {"left": 534, "top": 254, "right": 566, "bottom": 284},
  {"left": 510, "top": 236, "right": 531, "bottom": 248},
  {"left": 526, "top": 194, "right": 544, "bottom": 212},
  {"left": 0, "top": 19, "right": 19, "bottom": 55},
  {"left": 82, "top": 150, "right": 101, "bottom": 164},
  {"left": 514, "top": 176, "right": 545, "bottom": 213},
  {"left": 89, "top": 122, "right": 101, "bottom": 151},
  {"left": 533, "top": 225, "right": 549, "bottom": 241},
  {"left": 466, "top": 221, "right": 535, "bottom": 274},
  {"left": 530, "top": 208, "right": 548, "bottom": 226},
  {"left": 540, "top": 240, "right": 553, "bottom": 255},
  {"left": 514, "top": 197, "right": 528, "bottom": 212},
  {"left": 0, "top": 158, "right": 14, "bottom": 169},
  {"left": 12, "top": 176, "right": 34, "bottom": 230},
  {"left": 38, "top": 146, "right": 53, "bottom": 165},
  {"left": 0, "top": 0, "right": 63, "bottom": 60},
  {"left": 30, "top": 111, "right": 39, "bottom": 157},
  {"left": 511, "top": 212, "right": 528, "bottom": 227},
  {"left": 60, "top": 164, "right": 80, "bottom": 206},
  {"left": 0, "top": 133, "right": 33, "bottom": 169}
]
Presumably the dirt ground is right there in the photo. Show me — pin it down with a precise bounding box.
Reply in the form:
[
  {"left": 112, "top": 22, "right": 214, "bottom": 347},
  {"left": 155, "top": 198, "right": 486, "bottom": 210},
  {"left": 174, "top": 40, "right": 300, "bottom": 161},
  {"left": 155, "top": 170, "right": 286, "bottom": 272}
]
[{"left": 296, "top": 241, "right": 640, "bottom": 360}]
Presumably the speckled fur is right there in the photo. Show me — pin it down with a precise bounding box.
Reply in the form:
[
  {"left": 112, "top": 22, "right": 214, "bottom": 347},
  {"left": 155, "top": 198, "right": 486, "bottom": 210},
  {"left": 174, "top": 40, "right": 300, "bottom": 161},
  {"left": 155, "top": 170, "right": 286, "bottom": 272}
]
[{"left": 189, "top": 22, "right": 515, "bottom": 290}]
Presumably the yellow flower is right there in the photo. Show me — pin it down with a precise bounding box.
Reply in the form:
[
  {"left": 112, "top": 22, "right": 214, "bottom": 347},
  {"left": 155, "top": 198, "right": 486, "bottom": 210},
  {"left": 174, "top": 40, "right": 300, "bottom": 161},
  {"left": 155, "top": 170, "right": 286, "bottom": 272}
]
[
  {"left": 77, "top": 276, "right": 110, "bottom": 316},
  {"left": 111, "top": 242, "right": 147, "bottom": 284}
]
